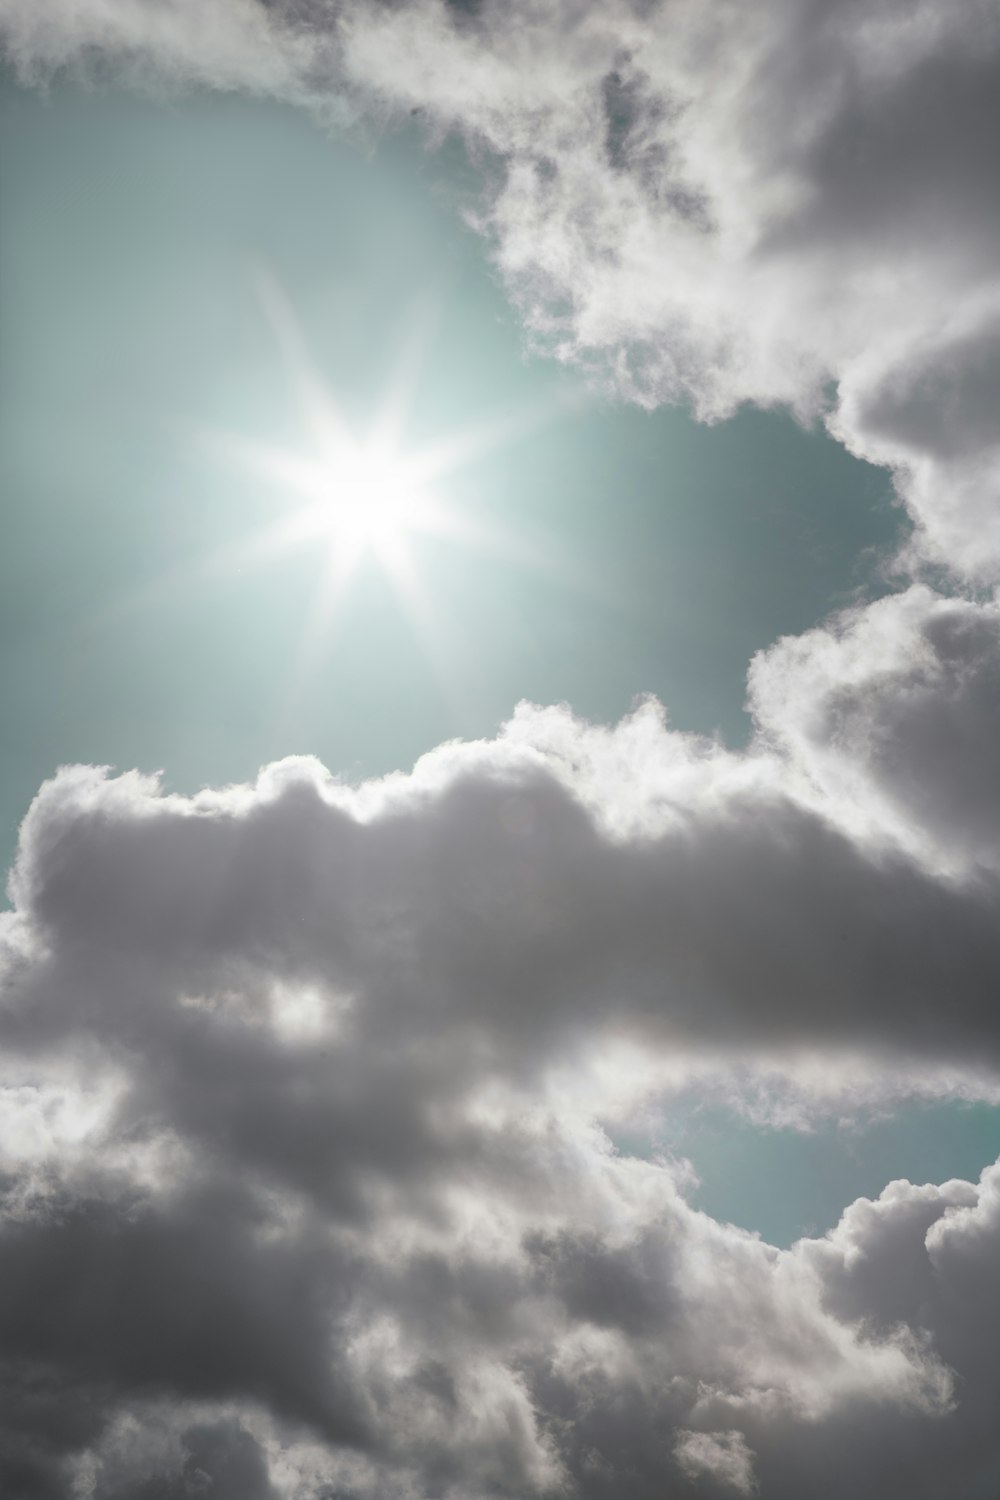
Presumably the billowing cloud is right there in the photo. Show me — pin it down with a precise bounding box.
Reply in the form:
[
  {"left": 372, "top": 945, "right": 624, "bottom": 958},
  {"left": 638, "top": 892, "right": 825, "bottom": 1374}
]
[
  {"left": 0, "top": 716, "right": 999, "bottom": 1496},
  {"left": 3, "top": 0, "right": 1000, "bottom": 1494},
  {"left": 5, "top": 701, "right": 1000, "bottom": 1080},
  {"left": 750, "top": 586, "right": 1000, "bottom": 874}
]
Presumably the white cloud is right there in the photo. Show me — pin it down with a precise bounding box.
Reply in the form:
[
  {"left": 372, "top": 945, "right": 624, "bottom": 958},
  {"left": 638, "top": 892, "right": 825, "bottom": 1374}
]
[
  {"left": 0, "top": 0, "right": 321, "bottom": 101},
  {"left": 332, "top": 0, "right": 1000, "bottom": 577},
  {"left": 674, "top": 1430, "right": 758, "bottom": 1495}
]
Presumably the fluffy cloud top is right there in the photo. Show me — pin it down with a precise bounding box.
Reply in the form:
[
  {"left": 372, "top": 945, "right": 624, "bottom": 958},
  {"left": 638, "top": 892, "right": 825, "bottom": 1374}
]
[
  {"left": 3, "top": 0, "right": 1000, "bottom": 1495},
  {"left": 1, "top": 699, "right": 999, "bottom": 1496}
]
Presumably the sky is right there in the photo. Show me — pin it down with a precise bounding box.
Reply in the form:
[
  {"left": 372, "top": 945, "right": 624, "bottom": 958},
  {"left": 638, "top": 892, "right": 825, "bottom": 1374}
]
[{"left": 0, "top": 3, "right": 999, "bottom": 1498}]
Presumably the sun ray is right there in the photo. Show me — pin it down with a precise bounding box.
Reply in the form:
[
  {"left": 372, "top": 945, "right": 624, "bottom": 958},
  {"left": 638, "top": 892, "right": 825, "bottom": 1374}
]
[{"left": 101, "top": 276, "right": 596, "bottom": 717}]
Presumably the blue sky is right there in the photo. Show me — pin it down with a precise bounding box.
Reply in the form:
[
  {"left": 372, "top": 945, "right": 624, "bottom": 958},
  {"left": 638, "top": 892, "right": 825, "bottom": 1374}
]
[
  {"left": 0, "top": 82, "right": 898, "bottom": 822},
  {"left": 2, "top": 5, "right": 1000, "bottom": 1499}
]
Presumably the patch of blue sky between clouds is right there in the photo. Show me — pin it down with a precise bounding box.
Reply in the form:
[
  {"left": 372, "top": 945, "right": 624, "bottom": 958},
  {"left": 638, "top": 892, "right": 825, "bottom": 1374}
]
[
  {"left": 612, "top": 1100, "right": 1000, "bottom": 1249},
  {"left": 1, "top": 78, "right": 897, "bottom": 838}
]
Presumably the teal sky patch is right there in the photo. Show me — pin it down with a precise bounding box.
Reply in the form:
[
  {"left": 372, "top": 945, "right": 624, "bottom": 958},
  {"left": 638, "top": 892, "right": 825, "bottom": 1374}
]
[
  {"left": 1, "top": 79, "right": 897, "bottom": 842},
  {"left": 614, "top": 1100, "right": 1000, "bottom": 1249}
]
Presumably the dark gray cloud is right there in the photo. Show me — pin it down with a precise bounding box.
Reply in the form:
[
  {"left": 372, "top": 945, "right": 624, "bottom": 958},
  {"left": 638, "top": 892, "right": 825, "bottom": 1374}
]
[
  {"left": 0, "top": 1182, "right": 368, "bottom": 1445},
  {"left": 0, "top": 712, "right": 998, "bottom": 1496},
  {"left": 6, "top": 728, "right": 1000, "bottom": 1081}
]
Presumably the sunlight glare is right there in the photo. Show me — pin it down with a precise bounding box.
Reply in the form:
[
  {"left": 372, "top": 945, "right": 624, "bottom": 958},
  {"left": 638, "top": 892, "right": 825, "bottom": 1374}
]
[
  {"left": 301, "top": 441, "right": 426, "bottom": 571},
  {"left": 187, "top": 273, "right": 575, "bottom": 734}
]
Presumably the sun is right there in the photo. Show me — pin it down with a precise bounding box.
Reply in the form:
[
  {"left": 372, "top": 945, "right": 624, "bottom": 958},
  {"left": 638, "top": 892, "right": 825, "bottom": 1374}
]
[
  {"left": 253, "top": 424, "right": 454, "bottom": 598},
  {"left": 305, "top": 442, "right": 424, "bottom": 566},
  {"left": 202, "top": 275, "right": 559, "bottom": 667}
]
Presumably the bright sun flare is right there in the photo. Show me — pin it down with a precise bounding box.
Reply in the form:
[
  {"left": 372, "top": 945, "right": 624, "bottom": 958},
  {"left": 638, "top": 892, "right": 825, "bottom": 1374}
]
[
  {"left": 208, "top": 276, "right": 553, "bottom": 667},
  {"left": 270, "top": 430, "right": 454, "bottom": 599},
  {"left": 307, "top": 446, "right": 421, "bottom": 562}
]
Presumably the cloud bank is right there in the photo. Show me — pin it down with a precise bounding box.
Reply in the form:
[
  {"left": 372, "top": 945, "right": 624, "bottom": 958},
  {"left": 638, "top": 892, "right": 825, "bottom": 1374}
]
[
  {"left": 2, "top": 703, "right": 1000, "bottom": 1496},
  {"left": 3, "top": 0, "right": 1000, "bottom": 1495}
]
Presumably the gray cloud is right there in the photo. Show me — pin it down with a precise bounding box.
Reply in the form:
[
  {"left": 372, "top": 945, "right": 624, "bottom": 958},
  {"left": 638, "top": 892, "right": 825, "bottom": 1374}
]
[
  {"left": 0, "top": 713, "right": 999, "bottom": 1495},
  {"left": 750, "top": 587, "right": 1000, "bottom": 874},
  {"left": 6, "top": 722, "right": 1000, "bottom": 1085}
]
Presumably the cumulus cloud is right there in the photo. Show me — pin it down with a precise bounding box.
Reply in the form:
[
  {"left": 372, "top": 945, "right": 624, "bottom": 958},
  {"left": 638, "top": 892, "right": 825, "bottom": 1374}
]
[
  {"left": 3, "top": 0, "right": 1000, "bottom": 1494},
  {"left": 748, "top": 587, "right": 1000, "bottom": 873},
  {"left": 6, "top": 708, "right": 1000, "bottom": 1080},
  {"left": 0, "top": 721, "right": 998, "bottom": 1496}
]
